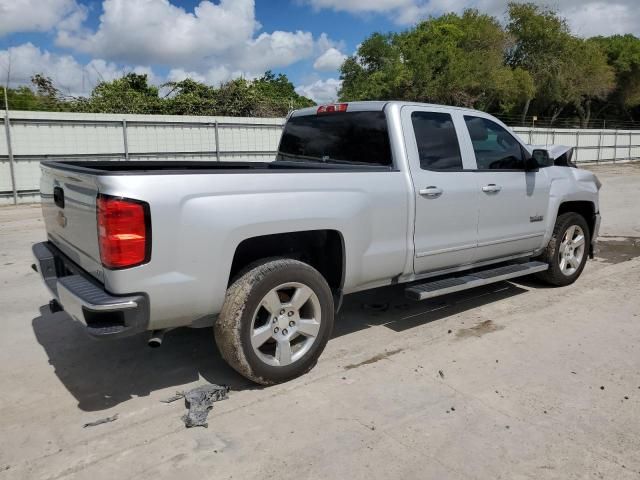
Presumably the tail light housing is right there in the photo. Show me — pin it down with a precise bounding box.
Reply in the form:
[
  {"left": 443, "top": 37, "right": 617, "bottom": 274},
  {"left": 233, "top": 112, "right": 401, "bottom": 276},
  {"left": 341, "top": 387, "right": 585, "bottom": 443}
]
[
  {"left": 317, "top": 103, "right": 348, "bottom": 114},
  {"left": 97, "top": 195, "right": 151, "bottom": 269}
]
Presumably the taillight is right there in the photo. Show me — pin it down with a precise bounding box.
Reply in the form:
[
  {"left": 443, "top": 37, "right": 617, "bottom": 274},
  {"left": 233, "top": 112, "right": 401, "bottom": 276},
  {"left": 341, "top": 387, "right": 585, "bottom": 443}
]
[
  {"left": 317, "top": 103, "right": 348, "bottom": 114},
  {"left": 97, "top": 195, "right": 150, "bottom": 269}
]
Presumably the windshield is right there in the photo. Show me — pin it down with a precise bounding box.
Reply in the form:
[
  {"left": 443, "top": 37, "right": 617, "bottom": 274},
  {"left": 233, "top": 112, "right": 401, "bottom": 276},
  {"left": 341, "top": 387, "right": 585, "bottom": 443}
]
[{"left": 276, "top": 111, "right": 392, "bottom": 167}]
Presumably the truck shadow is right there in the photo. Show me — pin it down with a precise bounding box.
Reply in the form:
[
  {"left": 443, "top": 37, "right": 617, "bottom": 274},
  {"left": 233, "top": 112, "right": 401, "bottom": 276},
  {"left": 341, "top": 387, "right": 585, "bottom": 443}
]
[
  {"left": 334, "top": 281, "right": 528, "bottom": 337},
  {"left": 32, "top": 281, "right": 527, "bottom": 412},
  {"left": 31, "top": 306, "right": 254, "bottom": 412}
]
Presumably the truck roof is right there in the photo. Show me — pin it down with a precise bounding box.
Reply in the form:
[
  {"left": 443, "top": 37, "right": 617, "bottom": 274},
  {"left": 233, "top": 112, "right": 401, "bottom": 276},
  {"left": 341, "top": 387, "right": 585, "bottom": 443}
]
[{"left": 291, "top": 100, "right": 487, "bottom": 118}]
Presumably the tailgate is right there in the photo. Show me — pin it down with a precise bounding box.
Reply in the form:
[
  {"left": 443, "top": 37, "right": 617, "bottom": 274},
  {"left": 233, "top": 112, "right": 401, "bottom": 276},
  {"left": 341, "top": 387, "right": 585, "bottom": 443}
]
[{"left": 40, "top": 164, "right": 104, "bottom": 280}]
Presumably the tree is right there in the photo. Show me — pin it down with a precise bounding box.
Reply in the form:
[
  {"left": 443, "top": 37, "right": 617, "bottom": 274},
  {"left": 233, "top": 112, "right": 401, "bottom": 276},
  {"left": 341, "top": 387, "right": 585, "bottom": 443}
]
[
  {"left": 252, "top": 71, "right": 315, "bottom": 113},
  {"left": 339, "top": 10, "right": 533, "bottom": 112},
  {"left": 565, "top": 39, "right": 615, "bottom": 127},
  {"left": 162, "top": 78, "right": 218, "bottom": 115},
  {"left": 72, "top": 73, "right": 163, "bottom": 114},
  {"left": 163, "top": 73, "right": 314, "bottom": 117},
  {"left": 590, "top": 35, "right": 640, "bottom": 117},
  {"left": 506, "top": 2, "right": 573, "bottom": 122}
]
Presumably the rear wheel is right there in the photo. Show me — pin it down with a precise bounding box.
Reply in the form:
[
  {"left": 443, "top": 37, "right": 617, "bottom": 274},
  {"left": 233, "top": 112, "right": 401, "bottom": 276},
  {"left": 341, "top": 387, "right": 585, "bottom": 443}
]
[
  {"left": 535, "top": 212, "right": 590, "bottom": 286},
  {"left": 215, "top": 259, "right": 334, "bottom": 385}
]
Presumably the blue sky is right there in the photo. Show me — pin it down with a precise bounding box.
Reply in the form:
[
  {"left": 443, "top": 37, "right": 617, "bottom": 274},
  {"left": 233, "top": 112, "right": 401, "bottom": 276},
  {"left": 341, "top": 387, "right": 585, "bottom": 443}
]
[{"left": 1, "top": 0, "right": 639, "bottom": 103}]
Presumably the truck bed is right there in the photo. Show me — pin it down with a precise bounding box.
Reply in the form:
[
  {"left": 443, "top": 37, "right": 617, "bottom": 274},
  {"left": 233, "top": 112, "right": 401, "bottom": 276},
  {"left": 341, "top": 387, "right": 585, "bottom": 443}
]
[{"left": 41, "top": 160, "right": 392, "bottom": 175}]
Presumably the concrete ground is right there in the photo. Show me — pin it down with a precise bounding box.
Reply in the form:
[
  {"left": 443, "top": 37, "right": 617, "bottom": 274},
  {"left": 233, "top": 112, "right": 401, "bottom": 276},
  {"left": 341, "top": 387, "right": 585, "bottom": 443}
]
[{"left": 1, "top": 163, "right": 639, "bottom": 480}]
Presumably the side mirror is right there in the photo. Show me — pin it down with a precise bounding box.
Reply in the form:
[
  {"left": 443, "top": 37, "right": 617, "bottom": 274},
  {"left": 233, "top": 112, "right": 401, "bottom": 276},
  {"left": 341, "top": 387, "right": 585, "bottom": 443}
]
[{"left": 531, "top": 149, "right": 550, "bottom": 167}]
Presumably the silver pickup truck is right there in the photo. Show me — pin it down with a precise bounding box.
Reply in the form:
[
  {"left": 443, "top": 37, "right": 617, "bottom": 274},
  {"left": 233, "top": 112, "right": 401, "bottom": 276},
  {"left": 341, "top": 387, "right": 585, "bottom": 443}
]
[{"left": 32, "top": 101, "right": 601, "bottom": 384}]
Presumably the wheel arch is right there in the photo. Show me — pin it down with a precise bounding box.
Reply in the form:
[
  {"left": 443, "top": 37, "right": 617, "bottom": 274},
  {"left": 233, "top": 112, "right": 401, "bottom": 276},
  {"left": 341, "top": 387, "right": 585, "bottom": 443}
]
[
  {"left": 229, "top": 229, "right": 346, "bottom": 297},
  {"left": 553, "top": 200, "right": 596, "bottom": 258}
]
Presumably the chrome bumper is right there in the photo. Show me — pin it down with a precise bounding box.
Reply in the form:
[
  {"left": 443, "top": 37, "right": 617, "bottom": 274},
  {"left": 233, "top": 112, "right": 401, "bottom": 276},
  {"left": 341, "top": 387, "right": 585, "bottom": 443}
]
[{"left": 32, "top": 242, "right": 148, "bottom": 338}]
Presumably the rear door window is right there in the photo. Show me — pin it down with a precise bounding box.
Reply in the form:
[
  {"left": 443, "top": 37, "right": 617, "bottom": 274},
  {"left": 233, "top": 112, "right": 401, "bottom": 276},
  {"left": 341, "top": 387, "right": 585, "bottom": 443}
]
[
  {"left": 277, "top": 111, "right": 392, "bottom": 167},
  {"left": 411, "top": 111, "right": 463, "bottom": 171}
]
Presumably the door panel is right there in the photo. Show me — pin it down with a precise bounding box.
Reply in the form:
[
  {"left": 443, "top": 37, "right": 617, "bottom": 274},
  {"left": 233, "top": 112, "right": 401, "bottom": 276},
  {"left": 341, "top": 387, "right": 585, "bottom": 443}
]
[
  {"left": 401, "top": 107, "right": 479, "bottom": 274},
  {"left": 474, "top": 171, "right": 550, "bottom": 259},
  {"left": 460, "top": 114, "right": 551, "bottom": 260}
]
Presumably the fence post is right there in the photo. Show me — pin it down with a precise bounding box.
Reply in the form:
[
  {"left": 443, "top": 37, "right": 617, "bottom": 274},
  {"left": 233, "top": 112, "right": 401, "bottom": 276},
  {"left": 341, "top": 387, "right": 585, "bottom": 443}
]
[
  {"left": 614, "top": 129, "right": 618, "bottom": 163},
  {"left": 629, "top": 131, "right": 633, "bottom": 161},
  {"left": 214, "top": 120, "right": 220, "bottom": 161},
  {"left": 596, "top": 129, "right": 602, "bottom": 163},
  {"left": 122, "top": 119, "right": 129, "bottom": 160},
  {"left": 3, "top": 113, "right": 17, "bottom": 205},
  {"left": 575, "top": 130, "right": 580, "bottom": 163}
]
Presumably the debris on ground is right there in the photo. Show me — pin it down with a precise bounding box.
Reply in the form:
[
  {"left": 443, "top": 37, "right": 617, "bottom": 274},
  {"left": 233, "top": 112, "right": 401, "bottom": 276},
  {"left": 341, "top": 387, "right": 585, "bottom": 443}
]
[
  {"left": 161, "top": 392, "right": 185, "bottom": 404},
  {"left": 438, "top": 370, "right": 445, "bottom": 379},
  {"left": 182, "top": 384, "right": 230, "bottom": 428},
  {"left": 83, "top": 414, "right": 118, "bottom": 428}
]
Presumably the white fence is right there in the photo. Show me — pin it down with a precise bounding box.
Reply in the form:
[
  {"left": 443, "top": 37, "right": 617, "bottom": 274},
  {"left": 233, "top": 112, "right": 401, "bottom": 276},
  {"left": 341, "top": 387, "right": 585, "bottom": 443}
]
[
  {"left": 1, "top": 110, "right": 284, "bottom": 204},
  {"left": 2, "top": 110, "right": 639, "bottom": 205}
]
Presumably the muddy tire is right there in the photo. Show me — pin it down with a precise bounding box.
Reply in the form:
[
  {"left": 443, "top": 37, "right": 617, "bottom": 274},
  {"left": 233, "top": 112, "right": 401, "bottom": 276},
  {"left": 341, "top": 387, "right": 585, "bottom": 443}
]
[
  {"left": 535, "top": 212, "right": 590, "bottom": 286},
  {"left": 214, "top": 258, "right": 334, "bottom": 385}
]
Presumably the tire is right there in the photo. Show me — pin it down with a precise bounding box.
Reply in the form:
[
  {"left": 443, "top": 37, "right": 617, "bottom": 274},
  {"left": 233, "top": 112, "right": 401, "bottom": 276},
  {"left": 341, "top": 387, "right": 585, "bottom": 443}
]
[
  {"left": 535, "top": 212, "right": 591, "bottom": 286},
  {"left": 215, "top": 258, "right": 334, "bottom": 385}
]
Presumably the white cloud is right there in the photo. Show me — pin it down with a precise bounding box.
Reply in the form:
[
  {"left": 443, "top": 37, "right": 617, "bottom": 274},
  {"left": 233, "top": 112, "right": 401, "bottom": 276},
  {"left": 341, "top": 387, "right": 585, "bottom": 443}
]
[
  {"left": 0, "top": 43, "right": 152, "bottom": 96},
  {"left": 562, "top": 2, "right": 639, "bottom": 37},
  {"left": 313, "top": 48, "right": 347, "bottom": 71},
  {"left": 304, "top": 0, "right": 640, "bottom": 34},
  {"left": 0, "top": 0, "right": 86, "bottom": 37},
  {"left": 296, "top": 78, "right": 342, "bottom": 104},
  {"left": 306, "top": 0, "right": 414, "bottom": 14},
  {"left": 55, "top": 0, "right": 320, "bottom": 83}
]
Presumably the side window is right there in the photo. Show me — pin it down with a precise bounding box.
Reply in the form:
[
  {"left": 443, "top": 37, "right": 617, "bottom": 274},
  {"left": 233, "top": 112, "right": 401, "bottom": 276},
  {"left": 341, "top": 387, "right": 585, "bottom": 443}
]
[
  {"left": 411, "top": 111, "right": 463, "bottom": 171},
  {"left": 464, "top": 116, "right": 525, "bottom": 170}
]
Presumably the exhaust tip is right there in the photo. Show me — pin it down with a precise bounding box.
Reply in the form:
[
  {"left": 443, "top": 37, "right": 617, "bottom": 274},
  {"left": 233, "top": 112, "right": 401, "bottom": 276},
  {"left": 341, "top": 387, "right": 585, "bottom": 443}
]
[{"left": 148, "top": 330, "right": 166, "bottom": 348}]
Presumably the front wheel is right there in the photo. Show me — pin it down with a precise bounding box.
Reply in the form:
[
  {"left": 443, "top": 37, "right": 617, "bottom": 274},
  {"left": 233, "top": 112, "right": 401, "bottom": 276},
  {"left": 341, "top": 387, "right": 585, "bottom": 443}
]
[
  {"left": 215, "top": 259, "right": 334, "bottom": 385},
  {"left": 535, "top": 212, "right": 590, "bottom": 286}
]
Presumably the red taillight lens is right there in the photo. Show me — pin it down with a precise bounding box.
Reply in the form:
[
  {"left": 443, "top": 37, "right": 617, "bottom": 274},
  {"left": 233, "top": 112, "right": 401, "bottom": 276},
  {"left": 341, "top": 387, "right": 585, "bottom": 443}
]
[
  {"left": 97, "top": 196, "right": 150, "bottom": 269},
  {"left": 317, "top": 103, "right": 348, "bottom": 114}
]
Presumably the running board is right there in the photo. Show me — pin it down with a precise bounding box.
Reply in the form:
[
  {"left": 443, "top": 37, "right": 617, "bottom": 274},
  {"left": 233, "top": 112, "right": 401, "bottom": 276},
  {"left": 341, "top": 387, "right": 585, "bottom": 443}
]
[{"left": 405, "top": 261, "right": 549, "bottom": 301}]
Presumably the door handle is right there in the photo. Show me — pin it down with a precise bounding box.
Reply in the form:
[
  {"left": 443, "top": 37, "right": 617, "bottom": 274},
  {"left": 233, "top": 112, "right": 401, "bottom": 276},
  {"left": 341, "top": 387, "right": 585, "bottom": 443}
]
[
  {"left": 419, "top": 186, "right": 443, "bottom": 198},
  {"left": 482, "top": 184, "right": 502, "bottom": 193}
]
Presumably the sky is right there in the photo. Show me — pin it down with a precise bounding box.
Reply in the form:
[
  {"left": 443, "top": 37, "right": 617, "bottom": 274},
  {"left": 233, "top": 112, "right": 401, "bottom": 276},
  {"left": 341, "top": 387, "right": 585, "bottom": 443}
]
[{"left": 0, "top": 0, "right": 639, "bottom": 104}]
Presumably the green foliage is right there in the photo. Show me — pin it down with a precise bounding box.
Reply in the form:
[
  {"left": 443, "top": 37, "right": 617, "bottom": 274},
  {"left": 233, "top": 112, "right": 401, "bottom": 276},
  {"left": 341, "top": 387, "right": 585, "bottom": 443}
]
[
  {"left": 339, "top": 2, "right": 633, "bottom": 125},
  {"left": 340, "top": 10, "right": 536, "bottom": 112},
  {"left": 162, "top": 72, "right": 313, "bottom": 117},
  {"left": 591, "top": 34, "right": 640, "bottom": 108},
  {"left": 70, "top": 73, "right": 163, "bottom": 114},
  {"left": 6, "top": 71, "right": 313, "bottom": 117}
]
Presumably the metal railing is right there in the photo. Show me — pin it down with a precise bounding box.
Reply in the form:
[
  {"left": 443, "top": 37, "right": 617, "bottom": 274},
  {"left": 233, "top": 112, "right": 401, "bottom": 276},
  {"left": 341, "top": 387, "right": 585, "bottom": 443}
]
[{"left": 1, "top": 111, "right": 639, "bottom": 205}]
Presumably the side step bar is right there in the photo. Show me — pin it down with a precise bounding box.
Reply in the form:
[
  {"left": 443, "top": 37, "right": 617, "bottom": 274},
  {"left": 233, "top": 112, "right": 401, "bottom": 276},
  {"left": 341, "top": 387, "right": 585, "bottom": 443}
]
[{"left": 405, "top": 261, "right": 549, "bottom": 301}]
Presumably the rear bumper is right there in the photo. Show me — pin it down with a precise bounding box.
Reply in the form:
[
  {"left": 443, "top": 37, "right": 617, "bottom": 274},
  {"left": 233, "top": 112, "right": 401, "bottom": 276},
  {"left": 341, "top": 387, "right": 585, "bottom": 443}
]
[{"left": 32, "top": 242, "right": 149, "bottom": 338}]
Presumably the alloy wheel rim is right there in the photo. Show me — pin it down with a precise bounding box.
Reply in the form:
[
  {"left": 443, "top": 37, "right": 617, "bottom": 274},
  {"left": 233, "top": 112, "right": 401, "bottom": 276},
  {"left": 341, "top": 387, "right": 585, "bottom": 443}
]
[
  {"left": 559, "top": 225, "right": 586, "bottom": 276},
  {"left": 250, "top": 282, "right": 321, "bottom": 367}
]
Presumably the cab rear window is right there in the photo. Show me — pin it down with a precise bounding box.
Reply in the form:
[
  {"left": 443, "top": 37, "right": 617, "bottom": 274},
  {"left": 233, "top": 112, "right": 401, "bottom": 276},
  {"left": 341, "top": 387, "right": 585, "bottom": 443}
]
[{"left": 276, "top": 111, "right": 392, "bottom": 167}]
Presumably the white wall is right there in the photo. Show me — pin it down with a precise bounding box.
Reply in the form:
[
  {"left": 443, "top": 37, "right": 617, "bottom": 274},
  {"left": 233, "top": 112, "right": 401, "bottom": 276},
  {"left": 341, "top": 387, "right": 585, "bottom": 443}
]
[
  {"left": 1, "top": 110, "right": 284, "bottom": 203},
  {"left": 513, "top": 127, "right": 640, "bottom": 163},
  {"left": 2, "top": 110, "right": 639, "bottom": 204}
]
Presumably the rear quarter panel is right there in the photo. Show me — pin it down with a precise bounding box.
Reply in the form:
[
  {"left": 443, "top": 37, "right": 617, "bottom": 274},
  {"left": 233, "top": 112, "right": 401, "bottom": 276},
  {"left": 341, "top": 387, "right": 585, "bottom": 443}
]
[{"left": 98, "top": 170, "right": 410, "bottom": 329}]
